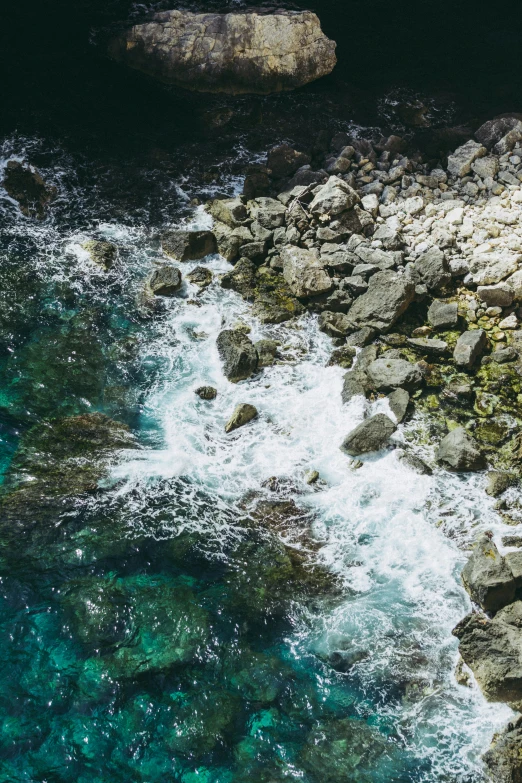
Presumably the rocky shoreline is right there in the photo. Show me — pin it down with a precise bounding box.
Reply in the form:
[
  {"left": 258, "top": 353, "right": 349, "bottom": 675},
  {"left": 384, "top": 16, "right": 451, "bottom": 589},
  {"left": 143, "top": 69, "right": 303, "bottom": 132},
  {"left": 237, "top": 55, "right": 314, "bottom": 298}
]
[{"left": 5, "top": 113, "right": 522, "bottom": 779}]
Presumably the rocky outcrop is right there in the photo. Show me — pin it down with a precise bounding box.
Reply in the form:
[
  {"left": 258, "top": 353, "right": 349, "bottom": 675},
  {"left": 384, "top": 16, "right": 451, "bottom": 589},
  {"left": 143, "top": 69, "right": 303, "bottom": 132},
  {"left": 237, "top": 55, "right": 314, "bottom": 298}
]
[
  {"left": 216, "top": 330, "right": 258, "bottom": 383},
  {"left": 109, "top": 9, "right": 336, "bottom": 95},
  {"left": 367, "top": 357, "right": 422, "bottom": 392},
  {"left": 82, "top": 240, "right": 117, "bottom": 270}
]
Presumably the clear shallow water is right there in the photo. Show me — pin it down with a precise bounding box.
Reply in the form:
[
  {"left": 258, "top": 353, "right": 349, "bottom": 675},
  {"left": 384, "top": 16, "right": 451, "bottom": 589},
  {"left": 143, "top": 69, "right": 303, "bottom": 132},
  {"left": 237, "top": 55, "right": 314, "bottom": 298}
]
[{"left": 0, "top": 139, "right": 514, "bottom": 782}]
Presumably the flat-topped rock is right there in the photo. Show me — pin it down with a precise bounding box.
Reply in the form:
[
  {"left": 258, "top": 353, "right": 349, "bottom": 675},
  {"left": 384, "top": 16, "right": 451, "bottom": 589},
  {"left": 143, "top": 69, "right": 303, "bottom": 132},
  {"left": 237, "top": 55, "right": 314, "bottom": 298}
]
[{"left": 109, "top": 9, "right": 336, "bottom": 95}]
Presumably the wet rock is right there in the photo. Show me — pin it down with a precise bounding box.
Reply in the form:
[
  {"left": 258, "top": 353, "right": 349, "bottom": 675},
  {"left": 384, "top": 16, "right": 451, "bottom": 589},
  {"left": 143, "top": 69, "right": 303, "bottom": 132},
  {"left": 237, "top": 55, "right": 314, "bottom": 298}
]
[
  {"left": 267, "top": 144, "right": 311, "bottom": 178},
  {"left": 412, "top": 247, "right": 451, "bottom": 291},
  {"left": 428, "top": 300, "right": 459, "bottom": 329},
  {"left": 221, "top": 257, "right": 257, "bottom": 300},
  {"left": 208, "top": 197, "right": 248, "bottom": 227},
  {"left": 187, "top": 266, "right": 213, "bottom": 288},
  {"left": 387, "top": 388, "right": 410, "bottom": 422},
  {"left": 309, "top": 175, "right": 359, "bottom": 217},
  {"left": 367, "top": 357, "right": 423, "bottom": 392},
  {"left": 340, "top": 413, "right": 396, "bottom": 456},
  {"left": 216, "top": 329, "right": 258, "bottom": 382},
  {"left": 461, "top": 534, "right": 516, "bottom": 613},
  {"left": 483, "top": 717, "right": 522, "bottom": 783},
  {"left": 254, "top": 339, "right": 279, "bottom": 367},
  {"left": 225, "top": 403, "right": 258, "bottom": 433},
  {"left": 2, "top": 160, "right": 56, "bottom": 219},
  {"left": 453, "top": 602, "right": 522, "bottom": 704},
  {"left": 453, "top": 329, "right": 487, "bottom": 369},
  {"left": 477, "top": 283, "right": 514, "bottom": 308},
  {"left": 407, "top": 337, "right": 448, "bottom": 356},
  {"left": 447, "top": 140, "right": 486, "bottom": 177},
  {"left": 318, "top": 311, "right": 352, "bottom": 338},
  {"left": 503, "top": 536, "right": 522, "bottom": 548},
  {"left": 327, "top": 345, "right": 356, "bottom": 369},
  {"left": 436, "top": 427, "right": 486, "bottom": 472},
  {"left": 397, "top": 451, "right": 432, "bottom": 475},
  {"left": 347, "top": 270, "right": 416, "bottom": 332},
  {"left": 147, "top": 265, "right": 182, "bottom": 296},
  {"left": 162, "top": 229, "right": 217, "bottom": 261},
  {"left": 109, "top": 9, "right": 337, "bottom": 95},
  {"left": 82, "top": 240, "right": 117, "bottom": 270},
  {"left": 486, "top": 472, "right": 518, "bottom": 497},
  {"left": 341, "top": 370, "right": 372, "bottom": 403},
  {"left": 195, "top": 386, "right": 217, "bottom": 400},
  {"left": 346, "top": 326, "right": 377, "bottom": 347},
  {"left": 281, "top": 246, "right": 332, "bottom": 298}
]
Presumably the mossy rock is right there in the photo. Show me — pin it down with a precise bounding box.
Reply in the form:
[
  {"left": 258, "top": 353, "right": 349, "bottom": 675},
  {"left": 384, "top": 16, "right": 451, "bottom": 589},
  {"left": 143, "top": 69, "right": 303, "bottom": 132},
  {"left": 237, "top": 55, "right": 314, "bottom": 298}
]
[{"left": 252, "top": 268, "right": 304, "bottom": 324}]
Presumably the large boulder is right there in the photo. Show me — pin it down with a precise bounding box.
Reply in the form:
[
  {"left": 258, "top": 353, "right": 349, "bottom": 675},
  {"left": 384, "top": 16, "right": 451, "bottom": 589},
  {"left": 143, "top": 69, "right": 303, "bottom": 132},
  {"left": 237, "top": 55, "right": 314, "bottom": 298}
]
[
  {"left": 483, "top": 717, "right": 522, "bottom": 783},
  {"left": 146, "top": 265, "right": 182, "bottom": 296},
  {"left": 469, "top": 252, "right": 519, "bottom": 286},
  {"left": 453, "top": 329, "right": 487, "bottom": 369},
  {"left": 309, "top": 175, "right": 359, "bottom": 217},
  {"left": 436, "top": 427, "right": 486, "bottom": 472},
  {"left": 340, "top": 413, "right": 396, "bottom": 456},
  {"left": 216, "top": 329, "right": 258, "bottom": 382},
  {"left": 427, "top": 300, "right": 459, "bottom": 329},
  {"left": 367, "top": 357, "right": 423, "bottom": 392},
  {"left": 347, "top": 270, "right": 416, "bottom": 332},
  {"left": 447, "top": 140, "right": 486, "bottom": 177},
  {"left": 82, "top": 240, "right": 117, "bottom": 271},
  {"left": 453, "top": 602, "right": 522, "bottom": 705},
  {"left": 461, "top": 534, "right": 516, "bottom": 614},
  {"left": 162, "top": 229, "right": 217, "bottom": 261},
  {"left": 225, "top": 403, "right": 258, "bottom": 433},
  {"left": 109, "top": 9, "right": 336, "bottom": 95},
  {"left": 412, "top": 247, "right": 451, "bottom": 291},
  {"left": 281, "top": 246, "right": 332, "bottom": 298}
]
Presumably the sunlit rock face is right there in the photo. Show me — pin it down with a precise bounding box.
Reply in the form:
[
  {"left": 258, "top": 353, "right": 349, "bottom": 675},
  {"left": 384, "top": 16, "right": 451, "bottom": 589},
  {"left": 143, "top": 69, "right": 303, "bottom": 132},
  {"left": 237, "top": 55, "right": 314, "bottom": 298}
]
[{"left": 108, "top": 9, "right": 336, "bottom": 95}]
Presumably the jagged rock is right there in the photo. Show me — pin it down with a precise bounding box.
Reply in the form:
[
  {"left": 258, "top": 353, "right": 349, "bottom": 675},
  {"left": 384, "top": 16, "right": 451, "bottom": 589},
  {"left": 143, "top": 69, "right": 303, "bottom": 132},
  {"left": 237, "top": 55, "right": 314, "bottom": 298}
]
[
  {"left": 453, "top": 602, "right": 522, "bottom": 704},
  {"left": 387, "top": 388, "right": 410, "bottom": 422},
  {"left": 2, "top": 160, "right": 56, "bottom": 219},
  {"left": 225, "top": 403, "right": 258, "bottom": 433},
  {"left": 447, "top": 140, "right": 487, "bottom": 177},
  {"left": 436, "top": 427, "right": 486, "bottom": 472},
  {"left": 318, "top": 311, "right": 352, "bottom": 338},
  {"left": 469, "top": 253, "right": 519, "bottom": 286},
  {"left": 267, "top": 144, "right": 311, "bottom": 178},
  {"left": 354, "top": 245, "right": 401, "bottom": 270},
  {"left": 461, "top": 534, "right": 516, "bottom": 613},
  {"left": 187, "top": 266, "right": 213, "bottom": 288},
  {"left": 453, "top": 329, "right": 487, "bottom": 368},
  {"left": 221, "top": 257, "right": 257, "bottom": 299},
  {"left": 372, "top": 224, "right": 403, "bottom": 250},
  {"left": 208, "top": 198, "right": 248, "bottom": 227},
  {"left": 82, "top": 240, "right": 117, "bottom": 270},
  {"left": 367, "top": 357, "right": 423, "bottom": 392},
  {"left": 162, "top": 229, "right": 217, "bottom": 261},
  {"left": 281, "top": 246, "right": 332, "bottom": 298},
  {"left": 428, "top": 299, "right": 459, "bottom": 329},
  {"left": 347, "top": 270, "right": 416, "bottom": 332},
  {"left": 216, "top": 329, "right": 258, "bottom": 382},
  {"left": 213, "top": 221, "right": 252, "bottom": 262},
  {"left": 327, "top": 345, "right": 356, "bottom": 369},
  {"left": 412, "top": 247, "right": 451, "bottom": 291},
  {"left": 195, "top": 386, "right": 217, "bottom": 400},
  {"left": 309, "top": 176, "right": 359, "bottom": 217},
  {"left": 340, "top": 414, "right": 396, "bottom": 456},
  {"left": 341, "top": 370, "right": 371, "bottom": 403},
  {"left": 109, "top": 9, "right": 336, "bottom": 95},
  {"left": 147, "top": 265, "right": 182, "bottom": 296},
  {"left": 477, "top": 283, "right": 514, "bottom": 308},
  {"left": 488, "top": 347, "right": 519, "bottom": 364},
  {"left": 248, "top": 197, "right": 286, "bottom": 230},
  {"left": 483, "top": 717, "right": 522, "bottom": 783},
  {"left": 397, "top": 451, "right": 432, "bottom": 475},
  {"left": 472, "top": 156, "right": 499, "bottom": 179},
  {"left": 346, "top": 327, "right": 377, "bottom": 347},
  {"left": 407, "top": 337, "right": 448, "bottom": 356},
  {"left": 254, "top": 339, "right": 279, "bottom": 367},
  {"left": 475, "top": 116, "right": 522, "bottom": 148}
]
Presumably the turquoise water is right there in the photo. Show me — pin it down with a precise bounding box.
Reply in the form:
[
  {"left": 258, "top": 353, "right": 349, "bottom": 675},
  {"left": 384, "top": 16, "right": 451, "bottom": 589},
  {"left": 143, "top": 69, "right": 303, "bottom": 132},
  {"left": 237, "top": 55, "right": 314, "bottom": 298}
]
[{"left": 0, "top": 137, "right": 512, "bottom": 783}]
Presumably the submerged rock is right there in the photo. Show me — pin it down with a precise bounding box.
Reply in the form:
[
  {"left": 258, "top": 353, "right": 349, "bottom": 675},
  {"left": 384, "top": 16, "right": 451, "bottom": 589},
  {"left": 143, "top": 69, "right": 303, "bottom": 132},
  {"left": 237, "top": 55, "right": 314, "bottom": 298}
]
[
  {"left": 82, "top": 240, "right": 117, "bottom": 270},
  {"left": 254, "top": 339, "right": 279, "bottom": 368},
  {"left": 195, "top": 386, "right": 217, "bottom": 400},
  {"left": 436, "top": 427, "right": 486, "bottom": 472},
  {"left": 187, "top": 266, "right": 213, "bottom": 288},
  {"left": 340, "top": 414, "right": 397, "bottom": 456},
  {"left": 109, "top": 9, "right": 336, "bottom": 95},
  {"left": 225, "top": 403, "right": 258, "bottom": 433},
  {"left": 216, "top": 329, "right": 258, "bottom": 382},
  {"left": 2, "top": 160, "right": 55, "bottom": 219}
]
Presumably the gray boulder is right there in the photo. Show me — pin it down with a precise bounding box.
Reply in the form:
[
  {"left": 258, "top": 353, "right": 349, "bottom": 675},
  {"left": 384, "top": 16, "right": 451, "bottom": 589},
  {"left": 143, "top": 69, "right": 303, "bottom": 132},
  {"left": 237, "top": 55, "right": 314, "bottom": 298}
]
[
  {"left": 475, "top": 116, "right": 522, "bottom": 148},
  {"left": 254, "top": 339, "right": 279, "bottom": 368},
  {"left": 367, "top": 357, "right": 423, "bottom": 392},
  {"left": 436, "top": 427, "right": 486, "bottom": 472},
  {"left": 387, "top": 388, "right": 410, "bottom": 423},
  {"left": 208, "top": 198, "right": 248, "bottom": 227},
  {"left": 281, "top": 246, "right": 332, "bottom": 298},
  {"left": 216, "top": 330, "right": 258, "bottom": 382},
  {"left": 147, "top": 265, "right": 182, "bottom": 296},
  {"left": 407, "top": 337, "right": 448, "bottom": 356},
  {"left": 162, "top": 229, "right": 217, "bottom": 261},
  {"left": 340, "top": 414, "right": 397, "bottom": 456},
  {"left": 461, "top": 534, "right": 516, "bottom": 613},
  {"left": 453, "top": 601, "right": 522, "bottom": 704},
  {"left": 225, "top": 403, "right": 258, "bottom": 433},
  {"left": 212, "top": 221, "right": 252, "bottom": 262},
  {"left": 413, "top": 247, "right": 451, "bottom": 291},
  {"left": 248, "top": 197, "right": 286, "bottom": 229},
  {"left": 187, "top": 266, "right": 213, "bottom": 288},
  {"left": 483, "top": 717, "right": 522, "bottom": 783},
  {"left": 346, "top": 327, "right": 377, "bottom": 347},
  {"left": 109, "top": 9, "right": 337, "bottom": 95},
  {"left": 318, "top": 311, "right": 353, "bottom": 338},
  {"left": 309, "top": 176, "right": 359, "bottom": 217},
  {"left": 447, "top": 140, "right": 487, "bottom": 177},
  {"left": 477, "top": 283, "right": 514, "bottom": 308},
  {"left": 486, "top": 472, "right": 517, "bottom": 497},
  {"left": 427, "top": 300, "right": 459, "bottom": 329},
  {"left": 221, "top": 257, "right": 257, "bottom": 299},
  {"left": 347, "top": 270, "right": 416, "bottom": 332},
  {"left": 453, "top": 329, "right": 487, "bottom": 369}
]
